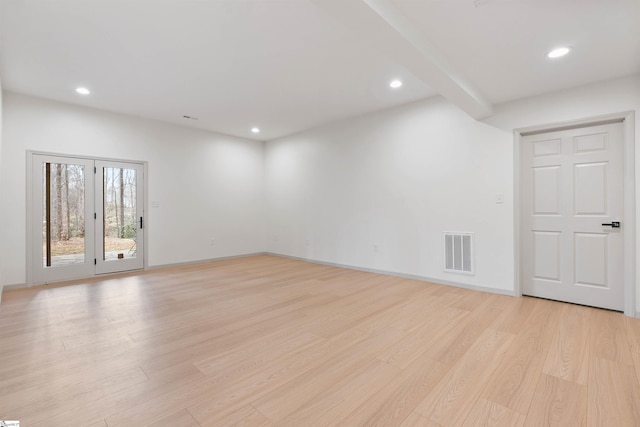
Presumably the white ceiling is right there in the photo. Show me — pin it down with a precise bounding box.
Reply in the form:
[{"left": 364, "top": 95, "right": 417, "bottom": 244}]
[{"left": 0, "top": 0, "right": 638, "bottom": 141}]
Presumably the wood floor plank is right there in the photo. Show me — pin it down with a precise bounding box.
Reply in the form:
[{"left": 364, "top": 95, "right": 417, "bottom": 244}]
[
  {"left": 338, "top": 355, "right": 448, "bottom": 427},
  {"left": 454, "top": 398, "right": 525, "bottom": 427},
  {"left": 11, "top": 366, "right": 149, "bottom": 425},
  {"left": 141, "top": 360, "right": 205, "bottom": 385},
  {"left": 414, "top": 328, "right": 514, "bottom": 425},
  {"left": 587, "top": 357, "right": 640, "bottom": 426},
  {"left": 186, "top": 329, "right": 380, "bottom": 425},
  {"left": 103, "top": 373, "right": 229, "bottom": 426},
  {"left": 542, "top": 303, "right": 591, "bottom": 385},
  {"left": 250, "top": 328, "right": 404, "bottom": 423},
  {"left": 0, "top": 336, "right": 65, "bottom": 372},
  {"left": 193, "top": 330, "right": 321, "bottom": 377},
  {"left": 626, "top": 316, "right": 640, "bottom": 353},
  {"left": 138, "top": 313, "right": 307, "bottom": 376},
  {"left": 421, "top": 296, "right": 504, "bottom": 366},
  {"left": 0, "top": 329, "right": 159, "bottom": 396},
  {"left": 276, "top": 359, "right": 399, "bottom": 426},
  {"left": 353, "top": 291, "right": 445, "bottom": 334},
  {"left": 197, "top": 405, "right": 273, "bottom": 427},
  {"left": 451, "top": 289, "right": 496, "bottom": 311},
  {"left": 2, "top": 365, "right": 148, "bottom": 416},
  {"left": 589, "top": 308, "right": 634, "bottom": 366},
  {"left": 399, "top": 412, "right": 443, "bottom": 427},
  {"left": 626, "top": 316, "right": 640, "bottom": 387},
  {"left": 490, "top": 296, "right": 539, "bottom": 334},
  {"left": 195, "top": 335, "right": 325, "bottom": 391},
  {"left": 148, "top": 408, "right": 202, "bottom": 427},
  {"left": 632, "top": 351, "right": 640, "bottom": 391},
  {"left": 376, "top": 306, "right": 469, "bottom": 369},
  {"left": 523, "top": 374, "right": 587, "bottom": 427},
  {"left": 480, "top": 299, "right": 559, "bottom": 414},
  {"left": 222, "top": 293, "right": 338, "bottom": 331},
  {"left": 303, "top": 292, "right": 406, "bottom": 338},
  {"left": 31, "top": 360, "right": 206, "bottom": 426}
]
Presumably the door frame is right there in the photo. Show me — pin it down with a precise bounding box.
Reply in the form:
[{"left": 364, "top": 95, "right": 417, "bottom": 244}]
[
  {"left": 26, "top": 151, "right": 149, "bottom": 286},
  {"left": 514, "top": 111, "right": 636, "bottom": 317}
]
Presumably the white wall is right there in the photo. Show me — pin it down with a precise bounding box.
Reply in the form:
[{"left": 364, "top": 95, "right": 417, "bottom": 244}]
[
  {"left": 265, "top": 97, "right": 514, "bottom": 292},
  {"left": 265, "top": 75, "right": 640, "bottom": 308},
  {"left": 0, "top": 92, "right": 266, "bottom": 286}
]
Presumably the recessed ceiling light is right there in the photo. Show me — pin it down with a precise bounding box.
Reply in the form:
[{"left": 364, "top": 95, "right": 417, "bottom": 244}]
[
  {"left": 251, "top": 127, "right": 260, "bottom": 134},
  {"left": 547, "top": 47, "right": 571, "bottom": 59},
  {"left": 389, "top": 79, "right": 403, "bottom": 89},
  {"left": 76, "top": 87, "right": 90, "bottom": 95}
]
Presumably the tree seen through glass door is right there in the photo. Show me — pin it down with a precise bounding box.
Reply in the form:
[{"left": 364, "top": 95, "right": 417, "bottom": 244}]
[
  {"left": 42, "top": 162, "right": 86, "bottom": 267},
  {"left": 102, "top": 167, "right": 138, "bottom": 261}
]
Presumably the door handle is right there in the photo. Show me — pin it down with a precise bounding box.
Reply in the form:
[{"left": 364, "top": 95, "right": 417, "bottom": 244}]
[
  {"left": 140, "top": 216, "right": 144, "bottom": 229},
  {"left": 601, "top": 221, "right": 620, "bottom": 228}
]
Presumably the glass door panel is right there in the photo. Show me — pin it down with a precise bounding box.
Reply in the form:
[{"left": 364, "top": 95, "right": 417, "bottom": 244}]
[
  {"left": 102, "top": 167, "right": 137, "bottom": 261},
  {"left": 42, "top": 162, "right": 86, "bottom": 267},
  {"left": 95, "top": 161, "right": 144, "bottom": 274}
]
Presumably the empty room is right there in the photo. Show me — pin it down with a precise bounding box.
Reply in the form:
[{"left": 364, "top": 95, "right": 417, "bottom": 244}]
[{"left": 1, "top": 0, "right": 640, "bottom": 426}]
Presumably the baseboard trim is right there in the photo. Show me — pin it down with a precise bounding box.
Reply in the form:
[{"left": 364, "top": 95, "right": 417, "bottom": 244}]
[{"left": 267, "top": 252, "right": 518, "bottom": 297}]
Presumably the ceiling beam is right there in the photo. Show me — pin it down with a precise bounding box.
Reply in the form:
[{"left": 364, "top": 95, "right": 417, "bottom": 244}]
[{"left": 311, "top": 0, "right": 494, "bottom": 119}]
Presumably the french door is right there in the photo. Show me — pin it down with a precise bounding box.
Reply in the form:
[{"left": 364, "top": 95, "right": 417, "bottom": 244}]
[{"left": 31, "top": 154, "right": 144, "bottom": 284}]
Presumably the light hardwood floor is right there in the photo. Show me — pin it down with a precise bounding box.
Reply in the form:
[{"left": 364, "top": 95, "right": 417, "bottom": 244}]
[{"left": 1, "top": 254, "right": 640, "bottom": 426}]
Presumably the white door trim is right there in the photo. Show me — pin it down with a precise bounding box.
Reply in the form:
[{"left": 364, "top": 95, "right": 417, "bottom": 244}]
[{"left": 514, "top": 111, "right": 636, "bottom": 317}]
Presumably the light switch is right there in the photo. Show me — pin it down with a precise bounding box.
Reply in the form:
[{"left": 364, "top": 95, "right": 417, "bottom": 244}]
[{"left": 495, "top": 193, "right": 504, "bottom": 204}]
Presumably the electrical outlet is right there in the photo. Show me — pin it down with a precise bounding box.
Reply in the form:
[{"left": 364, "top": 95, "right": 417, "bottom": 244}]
[
  {"left": 373, "top": 244, "right": 379, "bottom": 253},
  {"left": 210, "top": 239, "right": 215, "bottom": 246}
]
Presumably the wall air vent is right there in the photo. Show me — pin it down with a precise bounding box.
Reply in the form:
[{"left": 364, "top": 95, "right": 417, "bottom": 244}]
[{"left": 444, "top": 232, "right": 474, "bottom": 274}]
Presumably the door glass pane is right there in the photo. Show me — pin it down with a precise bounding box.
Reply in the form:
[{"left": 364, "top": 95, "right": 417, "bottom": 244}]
[
  {"left": 42, "top": 163, "right": 86, "bottom": 267},
  {"left": 102, "top": 167, "right": 137, "bottom": 261}
]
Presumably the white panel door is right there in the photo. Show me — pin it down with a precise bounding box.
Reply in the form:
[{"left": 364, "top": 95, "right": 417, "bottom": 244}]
[{"left": 521, "top": 122, "right": 624, "bottom": 310}]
